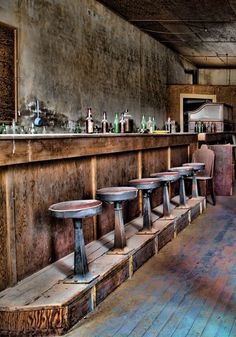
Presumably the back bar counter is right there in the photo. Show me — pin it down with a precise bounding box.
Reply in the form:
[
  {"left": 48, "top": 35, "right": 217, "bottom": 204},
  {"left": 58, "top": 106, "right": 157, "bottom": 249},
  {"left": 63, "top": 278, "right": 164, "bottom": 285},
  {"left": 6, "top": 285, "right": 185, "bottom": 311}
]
[{"left": 0, "top": 132, "right": 198, "bottom": 291}]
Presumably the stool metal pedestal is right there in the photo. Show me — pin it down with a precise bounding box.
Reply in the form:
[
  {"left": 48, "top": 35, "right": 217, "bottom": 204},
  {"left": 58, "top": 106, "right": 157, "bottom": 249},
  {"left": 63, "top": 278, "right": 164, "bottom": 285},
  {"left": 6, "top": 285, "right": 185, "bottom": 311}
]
[
  {"left": 49, "top": 199, "right": 102, "bottom": 283},
  {"left": 183, "top": 162, "right": 205, "bottom": 198},
  {"left": 129, "top": 178, "right": 162, "bottom": 234},
  {"left": 150, "top": 172, "right": 180, "bottom": 219},
  {"left": 169, "top": 166, "right": 193, "bottom": 207},
  {"left": 96, "top": 186, "right": 137, "bottom": 254}
]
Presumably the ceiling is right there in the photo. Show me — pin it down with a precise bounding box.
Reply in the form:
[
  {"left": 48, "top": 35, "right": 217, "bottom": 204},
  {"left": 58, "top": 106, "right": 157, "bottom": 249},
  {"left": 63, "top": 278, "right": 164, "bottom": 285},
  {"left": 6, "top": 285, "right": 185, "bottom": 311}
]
[{"left": 98, "top": 0, "right": 236, "bottom": 68}]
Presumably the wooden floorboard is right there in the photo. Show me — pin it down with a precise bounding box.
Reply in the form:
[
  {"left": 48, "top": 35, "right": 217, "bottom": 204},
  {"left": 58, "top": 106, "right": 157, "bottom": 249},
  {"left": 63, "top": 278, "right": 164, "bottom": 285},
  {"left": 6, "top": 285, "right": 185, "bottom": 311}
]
[{"left": 64, "top": 190, "right": 236, "bottom": 337}]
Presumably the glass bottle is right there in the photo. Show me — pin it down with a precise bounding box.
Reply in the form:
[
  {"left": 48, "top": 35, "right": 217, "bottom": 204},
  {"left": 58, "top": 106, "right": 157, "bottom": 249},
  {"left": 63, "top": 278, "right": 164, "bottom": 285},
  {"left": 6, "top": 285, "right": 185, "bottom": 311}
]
[
  {"left": 86, "top": 108, "right": 94, "bottom": 133},
  {"left": 113, "top": 112, "right": 120, "bottom": 133},
  {"left": 152, "top": 117, "right": 157, "bottom": 131},
  {"left": 101, "top": 111, "right": 109, "bottom": 133},
  {"left": 140, "top": 115, "right": 146, "bottom": 131},
  {"left": 120, "top": 112, "right": 125, "bottom": 133},
  {"left": 147, "top": 117, "right": 153, "bottom": 133}
]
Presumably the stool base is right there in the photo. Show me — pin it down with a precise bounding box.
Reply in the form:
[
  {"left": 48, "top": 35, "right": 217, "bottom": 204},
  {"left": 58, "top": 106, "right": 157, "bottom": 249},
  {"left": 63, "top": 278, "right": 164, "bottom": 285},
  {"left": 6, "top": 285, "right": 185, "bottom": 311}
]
[
  {"left": 106, "top": 246, "right": 133, "bottom": 255},
  {"left": 136, "top": 227, "right": 160, "bottom": 235},
  {"left": 63, "top": 272, "right": 99, "bottom": 284}
]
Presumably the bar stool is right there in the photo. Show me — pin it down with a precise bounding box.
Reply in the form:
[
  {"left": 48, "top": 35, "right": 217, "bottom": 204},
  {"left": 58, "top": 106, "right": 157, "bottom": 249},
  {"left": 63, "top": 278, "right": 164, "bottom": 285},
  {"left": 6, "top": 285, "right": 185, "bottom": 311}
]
[
  {"left": 182, "top": 162, "right": 205, "bottom": 198},
  {"left": 129, "top": 178, "right": 162, "bottom": 233},
  {"left": 150, "top": 172, "right": 180, "bottom": 219},
  {"left": 49, "top": 199, "right": 102, "bottom": 283},
  {"left": 96, "top": 186, "right": 138, "bottom": 254},
  {"left": 169, "top": 166, "right": 193, "bottom": 207}
]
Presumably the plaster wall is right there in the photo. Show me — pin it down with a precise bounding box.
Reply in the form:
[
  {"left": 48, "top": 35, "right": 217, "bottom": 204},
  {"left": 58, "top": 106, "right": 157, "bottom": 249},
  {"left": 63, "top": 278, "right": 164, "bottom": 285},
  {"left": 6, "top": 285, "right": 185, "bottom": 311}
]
[
  {"left": 199, "top": 69, "right": 236, "bottom": 86},
  {"left": 0, "top": 0, "right": 193, "bottom": 131}
]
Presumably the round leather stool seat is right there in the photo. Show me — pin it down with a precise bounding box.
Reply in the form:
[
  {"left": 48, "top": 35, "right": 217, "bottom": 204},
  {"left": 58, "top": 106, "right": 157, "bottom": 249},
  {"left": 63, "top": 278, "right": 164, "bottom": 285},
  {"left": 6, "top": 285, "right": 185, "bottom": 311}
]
[
  {"left": 183, "top": 162, "right": 205, "bottom": 172},
  {"left": 150, "top": 171, "right": 180, "bottom": 182},
  {"left": 96, "top": 186, "right": 138, "bottom": 252},
  {"left": 129, "top": 178, "right": 162, "bottom": 233},
  {"left": 49, "top": 199, "right": 102, "bottom": 218},
  {"left": 96, "top": 186, "right": 137, "bottom": 202},
  {"left": 169, "top": 166, "right": 193, "bottom": 176},
  {"left": 183, "top": 162, "right": 205, "bottom": 198},
  {"left": 49, "top": 199, "right": 102, "bottom": 283},
  {"left": 129, "top": 177, "right": 162, "bottom": 190}
]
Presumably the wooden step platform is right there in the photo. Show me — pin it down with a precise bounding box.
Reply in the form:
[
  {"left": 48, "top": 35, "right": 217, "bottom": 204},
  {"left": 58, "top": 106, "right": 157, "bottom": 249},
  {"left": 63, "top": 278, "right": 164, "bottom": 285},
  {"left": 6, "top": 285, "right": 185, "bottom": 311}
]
[{"left": 0, "top": 196, "right": 205, "bottom": 337}]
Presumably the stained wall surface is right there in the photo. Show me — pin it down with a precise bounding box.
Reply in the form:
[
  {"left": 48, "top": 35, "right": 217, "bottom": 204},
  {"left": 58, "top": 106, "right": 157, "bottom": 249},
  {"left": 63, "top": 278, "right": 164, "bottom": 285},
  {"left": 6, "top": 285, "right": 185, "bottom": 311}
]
[{"left": 0, "top": 0, "right": 193, "bottom": 130}]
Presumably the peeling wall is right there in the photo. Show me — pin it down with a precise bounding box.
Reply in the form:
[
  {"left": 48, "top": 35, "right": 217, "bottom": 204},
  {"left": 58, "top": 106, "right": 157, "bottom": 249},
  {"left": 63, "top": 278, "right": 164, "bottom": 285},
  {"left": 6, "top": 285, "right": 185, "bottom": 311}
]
[{"left": 0, "top": 0, "right": 193, "bottom": 131}]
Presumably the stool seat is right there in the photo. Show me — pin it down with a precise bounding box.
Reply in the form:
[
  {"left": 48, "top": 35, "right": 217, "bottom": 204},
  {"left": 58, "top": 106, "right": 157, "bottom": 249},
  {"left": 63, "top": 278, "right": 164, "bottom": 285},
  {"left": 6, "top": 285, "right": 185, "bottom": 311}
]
[
  {"left": 169, "top": 166, "right": 193, "bottom": 176},
  {"left": 96, "top": 186, "right": 137, "bottom": 202},
  {"left": 183, "top": 162, "right": 205, "bottom": 171},
  {"left": 129, "top": 177, "right": 162, "bottom": 190},
  {"left": 49, "top": 200, "right": 102, "bottom": 218},
  {"left": 49, "top": 199, "right": 102, "bottom": 283},
  {"left": 150, "top": 171, "right": 180, "bottom": 182}
]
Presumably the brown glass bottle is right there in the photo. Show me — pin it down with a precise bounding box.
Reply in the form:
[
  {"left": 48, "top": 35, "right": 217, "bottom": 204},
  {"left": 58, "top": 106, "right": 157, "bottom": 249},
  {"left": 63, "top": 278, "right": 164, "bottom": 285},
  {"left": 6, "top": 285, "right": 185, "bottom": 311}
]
[
  {"left": 101, "top": 111, "right": 109, "bottom": 133},
  {"left": 86, "top": 108, "right": 94, "bottom": 133}
]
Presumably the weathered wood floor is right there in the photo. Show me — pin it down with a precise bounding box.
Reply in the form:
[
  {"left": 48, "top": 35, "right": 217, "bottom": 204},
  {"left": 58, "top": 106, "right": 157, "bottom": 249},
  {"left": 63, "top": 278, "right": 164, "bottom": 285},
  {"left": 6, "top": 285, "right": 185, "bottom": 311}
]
[{"left": 64, "top": 192, "right": 236, "bottom": 337}]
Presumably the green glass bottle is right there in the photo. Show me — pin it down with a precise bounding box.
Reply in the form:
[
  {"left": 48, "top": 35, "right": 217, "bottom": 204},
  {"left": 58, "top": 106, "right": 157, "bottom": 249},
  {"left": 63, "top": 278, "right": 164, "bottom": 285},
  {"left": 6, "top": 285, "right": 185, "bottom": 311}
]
[{"left": 113, "top": 112, "right": 120, "bottom": 133}]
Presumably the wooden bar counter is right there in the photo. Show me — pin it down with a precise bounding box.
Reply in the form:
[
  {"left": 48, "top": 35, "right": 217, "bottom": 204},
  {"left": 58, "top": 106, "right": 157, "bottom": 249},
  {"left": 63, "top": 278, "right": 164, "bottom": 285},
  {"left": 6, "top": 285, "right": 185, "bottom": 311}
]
[{"left": 0, "top": 133, "right": 198, "bottom": 291}]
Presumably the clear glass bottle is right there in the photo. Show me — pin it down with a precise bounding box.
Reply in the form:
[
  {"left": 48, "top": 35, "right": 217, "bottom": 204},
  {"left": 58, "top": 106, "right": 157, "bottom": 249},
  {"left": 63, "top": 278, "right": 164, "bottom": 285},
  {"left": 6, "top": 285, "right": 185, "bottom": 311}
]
[
  {"left": 86, "top": 108, "right": 94, "bottom": 133},
  {"left": 101, "top": 111, "right": 109, "bottom": 133},
  {"left": 147, "top": 117, "right": 153, "bottom": 133},
  {"left": 120, "top": 112, "right": 125, "bottom": 133},
  {"left": 113, "top": 112, "right": 120, "bottom": 133},
  {"left": 152, "top": 117, "right": 157, "bottom": 131},
  {"left": 140, "top": 115, "right": 146, "bottom": 131}
]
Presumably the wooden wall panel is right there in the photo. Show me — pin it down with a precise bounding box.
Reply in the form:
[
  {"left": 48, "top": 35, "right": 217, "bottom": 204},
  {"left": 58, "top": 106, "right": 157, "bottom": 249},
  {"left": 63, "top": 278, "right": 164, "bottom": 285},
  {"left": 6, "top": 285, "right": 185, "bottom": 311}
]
[
  {"left": 0, "top": 24, "right": 15, "bottom": 122},
  {"left": 0, "top": 169, "right": 9, "bottom": 290},
  {"left": 170, "top": 145, "right": 189, "bottom": 197},
  {"left": 142, "top": 148, "right": 168, "bottom": 208},
  {"left": 13, "top": 157, "right": 93, "bottom": 281},
  {"left": 96, "top": 152, "right": 139, "bottom": 237},
  {"left": 0, "top": 134, "right": 199, "bottom": 290}
]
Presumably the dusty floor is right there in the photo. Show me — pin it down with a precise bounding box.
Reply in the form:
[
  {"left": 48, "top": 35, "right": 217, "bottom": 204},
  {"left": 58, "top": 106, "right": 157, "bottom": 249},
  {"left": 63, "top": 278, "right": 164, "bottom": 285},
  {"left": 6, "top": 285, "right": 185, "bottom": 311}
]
[{"left": 63, "top": 192, "right": 236, "bottom": 337}]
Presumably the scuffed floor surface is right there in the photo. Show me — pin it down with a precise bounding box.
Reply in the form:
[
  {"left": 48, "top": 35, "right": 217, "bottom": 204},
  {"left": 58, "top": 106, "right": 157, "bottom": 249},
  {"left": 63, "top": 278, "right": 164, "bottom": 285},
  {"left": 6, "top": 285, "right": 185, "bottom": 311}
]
[{"left": 64, "top": 193, "right": 236, "bottom": 337}]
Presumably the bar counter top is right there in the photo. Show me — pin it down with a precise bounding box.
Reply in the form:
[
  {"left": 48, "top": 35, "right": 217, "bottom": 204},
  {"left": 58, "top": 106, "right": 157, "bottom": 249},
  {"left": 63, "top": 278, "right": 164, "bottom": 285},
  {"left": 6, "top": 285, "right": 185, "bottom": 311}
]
[{"left": 0, "top": 132, "right": 197, "bottom": 166}]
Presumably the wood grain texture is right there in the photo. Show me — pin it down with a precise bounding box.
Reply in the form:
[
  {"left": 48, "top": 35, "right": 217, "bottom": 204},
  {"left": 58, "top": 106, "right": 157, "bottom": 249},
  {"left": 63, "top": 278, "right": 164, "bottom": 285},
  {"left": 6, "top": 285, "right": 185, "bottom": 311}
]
[
  {"left": 0, "top": 168, "right": 9, "bottom": 290},
  {"left": 0, "top": 24, "right": 15, "bottom": 122},
  {"left": 157, "top": 221, "right": 175, "bottom": 250},
  {"left": 209, "top": 144, "right": 233, "bottom": 196},
  {"left": 133, "top": 239, "right": 156, "bottom": 273},
  {"left": 0, "top": 307, "right": 67, "bottom": 336},
  {"left": 13, "top": 157, "right": 93, "bottom": 282},
  {"left": 0, "top": 134, "right": 203, "bottom": 290},
  {"left": 0, "top": 134, "right": 197, "bottom": 166},
  {"left": 96, "top": 260, "right": 129, "bottom": 305}
]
